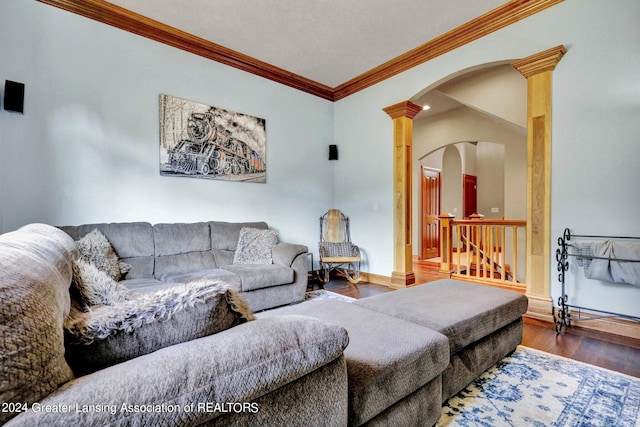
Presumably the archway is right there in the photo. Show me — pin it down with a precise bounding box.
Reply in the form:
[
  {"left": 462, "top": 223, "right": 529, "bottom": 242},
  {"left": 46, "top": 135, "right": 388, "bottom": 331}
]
[
  {"left": 412, "top": 63, "right": 528, "bottom": 263},
  {"left": 385, "top": 46, "right": 566, "bottom": 321}
]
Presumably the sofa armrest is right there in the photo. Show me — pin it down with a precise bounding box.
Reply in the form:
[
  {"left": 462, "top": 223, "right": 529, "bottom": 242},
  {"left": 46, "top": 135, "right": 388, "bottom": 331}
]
[
  {"left": 6, "top": 316, "right": 348, "bottom": 427},
  {"left": 272, "top": 242, "right": 308, "bottom": 267}
]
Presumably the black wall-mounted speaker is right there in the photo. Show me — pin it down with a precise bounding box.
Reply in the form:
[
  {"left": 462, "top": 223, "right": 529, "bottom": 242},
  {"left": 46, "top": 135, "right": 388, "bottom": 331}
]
[
  {"left": 329, "top": 144, "right": 338, "bottom": 160},
  {"left": 4, "top": 80, "right": 25, "bottom": 113}
]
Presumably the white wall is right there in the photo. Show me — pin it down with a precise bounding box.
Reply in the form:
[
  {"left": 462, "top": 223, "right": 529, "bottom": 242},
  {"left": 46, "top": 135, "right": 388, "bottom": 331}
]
[
  {"left": 334, "top": 0, "right": 640, "bottom": 316},
  {"left": 549, "top": 0, "right": 640, "bottom": 317},
  {"left": 412, "top": 108, "right": 525, "bottom": 254},
  {"left": 459, "top": 142, "right": 477, "bottom": 177},
  {"left": 0, "top": 0, "right": 334, "bottom": 254},
  {"left": 438, "top": 65, "right": 527, "bottom": 128},
  {"left": 476, "top": 142, "right": 504, "bottom": 219},
  {"left": 2, "top": 0, "right": 639, "bottom": 318},
  {"left": 441, "top": 146, "right": 462, "bottom": 219},
  {"left": 504, "top": 139, "right": 527, "bottom": 219}
]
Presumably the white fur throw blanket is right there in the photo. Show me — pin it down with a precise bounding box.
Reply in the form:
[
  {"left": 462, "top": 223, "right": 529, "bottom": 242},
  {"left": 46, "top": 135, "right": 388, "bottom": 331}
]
[{"left": 65, "top": 279, "right": 254, "bottom": 344}]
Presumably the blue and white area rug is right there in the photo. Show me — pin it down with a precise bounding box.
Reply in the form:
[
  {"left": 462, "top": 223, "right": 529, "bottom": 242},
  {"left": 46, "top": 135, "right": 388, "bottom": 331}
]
[
  {"left": 437, "top": 345, "right": 640, "bottom": 427},
  {"left": 304, "top": 289, "right": 355, "bottom": 302}
]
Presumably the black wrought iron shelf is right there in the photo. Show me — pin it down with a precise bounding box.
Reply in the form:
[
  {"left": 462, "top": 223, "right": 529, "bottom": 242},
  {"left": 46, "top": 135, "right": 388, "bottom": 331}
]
[{"left": 554, "top": 228, "right": 640, "bottom": 334}]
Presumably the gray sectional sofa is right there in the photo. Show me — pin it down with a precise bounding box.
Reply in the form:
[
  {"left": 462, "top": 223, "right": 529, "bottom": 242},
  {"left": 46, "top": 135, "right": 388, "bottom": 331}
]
[
  {"left": 59, "top": 221, "right": 309, "bottom": 312},
  {"left": 1, "top": 223, "right": 348, "bottom": 426},
  {"left": 1, "top": 222, "right": 528, "bottom": 426}
]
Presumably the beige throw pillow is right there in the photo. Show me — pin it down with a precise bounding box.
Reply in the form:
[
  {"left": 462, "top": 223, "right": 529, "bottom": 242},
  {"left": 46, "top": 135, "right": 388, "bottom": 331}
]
[{"left": 233, "top": 227, "right": 278, "bottom": 265}]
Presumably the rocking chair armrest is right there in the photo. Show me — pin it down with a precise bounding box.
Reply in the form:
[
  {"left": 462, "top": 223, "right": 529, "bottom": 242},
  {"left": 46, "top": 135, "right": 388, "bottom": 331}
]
[
  {"left": 272, "top": 242, "right": 308, "bottom": 267},
  {"left": 351, "top": 244, "right": 361, "bottom": 257}
]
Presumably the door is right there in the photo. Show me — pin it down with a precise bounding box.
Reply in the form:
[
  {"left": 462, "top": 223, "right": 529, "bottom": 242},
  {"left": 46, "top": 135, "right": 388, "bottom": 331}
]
[
  {"left": 463, "top": 174, "right": 477, "bottom": 219},
  {"left": 421, "top": 167, "right": 440, "bottom": 259}
]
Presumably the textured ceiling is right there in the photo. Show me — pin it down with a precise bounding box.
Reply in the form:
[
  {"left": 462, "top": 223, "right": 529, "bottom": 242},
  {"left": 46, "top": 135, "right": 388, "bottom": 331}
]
[{"left": 108, "top": 0, "right": 506, "bottom": 88}]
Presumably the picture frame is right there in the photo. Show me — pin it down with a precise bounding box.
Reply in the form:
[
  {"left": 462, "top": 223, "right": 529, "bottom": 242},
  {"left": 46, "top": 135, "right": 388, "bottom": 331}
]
[{"left": 159, "top": 94, "right": 266, "bottom": 183}]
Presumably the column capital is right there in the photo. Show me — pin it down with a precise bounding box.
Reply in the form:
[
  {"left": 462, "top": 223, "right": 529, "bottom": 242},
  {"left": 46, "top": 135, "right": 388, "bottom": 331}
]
[
  {"left": 383, "top": 101, "right": 422, "bottom": 120},
  {"left": 512, "top": 45, "right": 566, "bottom": 78}
]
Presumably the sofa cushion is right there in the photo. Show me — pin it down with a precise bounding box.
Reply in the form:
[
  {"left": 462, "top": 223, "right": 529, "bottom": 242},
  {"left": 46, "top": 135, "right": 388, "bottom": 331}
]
[
  {"left": 0, "top": 224, "right": 76, "bottom": 424},
  {"left": 76, "top": 229, "right": 130, "bottom": 281},
  {"left": 153, "top": 222, "right": 211, "bottom": 256},
  {"left": 59, "top": 222, "right": 155, "bottom": 279},
  {"left": 209, "top": 221, "right": 268, "bottom": 251},
  {"left": 153, "top": 222, "right": 216, "bottom": 279},
  {"left": 354, "top": 279, "right": 529, "bottom": 354},
  {"left": 233, "top": 227, "right": 278, "bottom": 265},
  {"left": 222, "top": 264, "right": 294, "bottom": 291},
  {"left": 119, "top": 278, "right": 166, "bottom": 293},
  {"left": 64, "top": 280, "right": 254, "bottom": 376},
  {"left": 259, "top": 299, "right": 449, "bottom": 426},
  {"left": 154, "top": 251, "right": 217, "bottom": 279}
]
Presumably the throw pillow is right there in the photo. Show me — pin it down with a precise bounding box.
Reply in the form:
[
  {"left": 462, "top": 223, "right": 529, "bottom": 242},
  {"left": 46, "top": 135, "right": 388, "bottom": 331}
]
[
  {"left": 233, "top": 227, "right": 278, "bottom": 265},
  {"left": 64, "top": 279, "right": 254, "bottom": 376},
  {"left": 72, "top": 258, "right": 130, "bottom": 308},
  {"left": 76, "top": 229, "right": 131, "bottom": 281}
]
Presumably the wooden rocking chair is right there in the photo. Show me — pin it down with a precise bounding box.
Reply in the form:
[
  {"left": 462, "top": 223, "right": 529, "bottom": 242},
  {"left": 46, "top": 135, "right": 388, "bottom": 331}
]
[{"left": 319, "top": 209, "right": 361, "bottom": 285}]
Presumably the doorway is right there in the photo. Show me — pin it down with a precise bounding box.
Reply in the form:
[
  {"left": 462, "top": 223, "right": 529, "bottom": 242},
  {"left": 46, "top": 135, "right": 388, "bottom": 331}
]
[
  {"left": 421, "top": 167, "right": 440, "bottom": 259},
  {"left": 463, "top": 174, "right": 477, "bottom": 219}
]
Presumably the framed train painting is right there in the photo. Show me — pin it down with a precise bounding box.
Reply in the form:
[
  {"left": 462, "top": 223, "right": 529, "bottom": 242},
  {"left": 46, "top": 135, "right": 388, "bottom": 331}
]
[{"left": 159, "top": 94, "right": 266, "bottom": 183}]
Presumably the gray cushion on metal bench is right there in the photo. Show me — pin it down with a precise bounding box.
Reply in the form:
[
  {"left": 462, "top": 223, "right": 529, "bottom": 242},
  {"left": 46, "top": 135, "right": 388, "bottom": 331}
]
[
  {"left": 259, "top": 299, "right": 449, "bottom": 426},
  {"left": 354, "top": 279, "right": 528, "bottom": 354}
]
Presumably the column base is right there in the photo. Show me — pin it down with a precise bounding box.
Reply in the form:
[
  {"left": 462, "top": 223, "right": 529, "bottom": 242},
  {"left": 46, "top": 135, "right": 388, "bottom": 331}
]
[
  {"left": 390, "top": 271, "right": 415, "bottom": 289},
  {"left": 525, "top": 294, "right": 554, "bottom": 323}
]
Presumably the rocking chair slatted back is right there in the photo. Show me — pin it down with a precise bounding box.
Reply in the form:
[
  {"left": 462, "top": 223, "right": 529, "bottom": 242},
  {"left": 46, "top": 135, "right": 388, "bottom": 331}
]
[
  {"left": 319, "top": 209, "right": 361, "bottom": 285},
  {"left": 324, "top": 209, "right": 347, "bottom": 243}
]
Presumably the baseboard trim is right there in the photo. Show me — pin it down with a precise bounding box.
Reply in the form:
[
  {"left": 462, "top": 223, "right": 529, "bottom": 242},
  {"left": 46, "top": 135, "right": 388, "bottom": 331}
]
[
  {"left": 556, "top": 308, "right": 640, "bottom": 341},
  {"left": 525, "top": 295, "right": 555, "bottom": 323},
  {"left": 360, "top": 272, "right": 391, "bottom": 287},
  {"left": 524, "top": 300, "right": 640, "bottom": 341}
]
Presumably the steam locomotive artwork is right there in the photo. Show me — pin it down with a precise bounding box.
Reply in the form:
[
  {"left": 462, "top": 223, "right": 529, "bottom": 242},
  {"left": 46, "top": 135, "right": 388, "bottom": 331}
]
[{"left": 159, "top": 94, "right": 266, "bottom": 183}]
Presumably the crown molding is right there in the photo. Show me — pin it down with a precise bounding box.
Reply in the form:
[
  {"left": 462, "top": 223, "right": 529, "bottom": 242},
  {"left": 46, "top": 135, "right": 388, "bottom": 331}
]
[
  {"left": 38, "top": 0, "right": 562, "bottom": 102},
  {"left": 512, "top": 45, "right": 567, "bottom": 78},
  {"left": 383, "top": 101, "right": 423, "bottom": 120},
  {"left": 333, "top": 0, "right": 564, "bottom": 100},
  {"left": 37, "top": 0, "right": 335, "bottom": 100}
]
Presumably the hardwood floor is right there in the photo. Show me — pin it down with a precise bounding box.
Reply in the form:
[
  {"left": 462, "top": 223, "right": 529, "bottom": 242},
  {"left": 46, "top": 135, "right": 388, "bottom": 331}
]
[
  {"left": 312, "top": 263, "right": 640, "bottom": 378},
  {"left": 523, "top": 317, "right": 640, "bottom": 377}
]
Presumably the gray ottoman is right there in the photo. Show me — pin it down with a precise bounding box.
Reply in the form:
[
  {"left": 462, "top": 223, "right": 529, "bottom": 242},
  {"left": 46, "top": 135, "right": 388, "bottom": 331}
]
[
  {"left": 354, "top": 279, "right": 529, "bottom": 400},
  {"left": 259, "top": 299, "right": 449, "bottom": 427}
]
